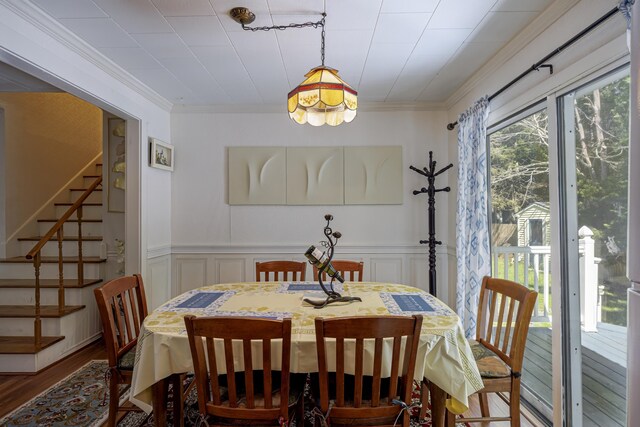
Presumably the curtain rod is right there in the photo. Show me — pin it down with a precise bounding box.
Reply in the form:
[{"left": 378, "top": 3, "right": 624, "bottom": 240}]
[{"left": 446, "top": 5, "right": 621, "bottom": 131}]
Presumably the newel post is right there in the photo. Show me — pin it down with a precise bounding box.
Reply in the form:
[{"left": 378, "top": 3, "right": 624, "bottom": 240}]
[{"left": 579, "top": 226, "right": 598, "bottom": 332}]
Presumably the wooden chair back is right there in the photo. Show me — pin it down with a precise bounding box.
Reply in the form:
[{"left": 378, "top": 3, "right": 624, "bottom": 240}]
[
  {"left": 256, "top": 260, "right": 306, "bottom": 282},
  {"left": 94, "top": 274, "right": 148, "bottom": 426},
  {"left": 476, "top": 276, "right": 538, "bottom": 375},
  {"left": 314, "top": 315, "right": 423, "bottom": 427},
  {"left": 94, "top": 274, "right": 148, "bottom": 369},
  {"left": 313, "top": 260, "right": 364, "bottom": 282},
  {"left": 183, "top": 315, "right": 293, "bottom": 424}
]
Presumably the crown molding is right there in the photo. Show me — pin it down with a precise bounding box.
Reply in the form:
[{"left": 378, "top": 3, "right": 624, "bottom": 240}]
[
  {"left": 1, "top": 0, "right": 173, "bottom": 112},
  {"left": 444, "top": 0, "right": 581, "bottom": 109},
  {"left": 171, "top": 100, "right": 446, "bottom": 114}
]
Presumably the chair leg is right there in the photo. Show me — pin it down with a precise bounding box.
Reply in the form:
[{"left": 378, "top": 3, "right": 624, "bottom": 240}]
[
  {"left": 108, "top": 369, "right": 119, "bottom": 427},
  {"left": 170, "top": 374, "right": 185, "bottom": 427},
  {"left": 511, "top": 383, "right": 521, "bottom": 427},
  {"left": 419, "top": 379, "right": 430, "bottom": 420},
  {"left": 445, "top": 408, "right": 456, "bottom": 427},
  {"left": 478, "top": 392, "right": 490, "bottom": 417}
]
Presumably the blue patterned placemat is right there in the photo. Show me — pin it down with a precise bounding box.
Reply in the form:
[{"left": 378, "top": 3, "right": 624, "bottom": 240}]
[
  {"left": 380, "top": 292, "right": 451, "bottom": 316},
  {"left": 176, "top": 292, "right": 224, "bottom": 308},
  {"left": 278, "top": 281, "right": 344, "bottom": 294},
  {"left": 158, "top": 290, "right": 235, "bottom": 313}
]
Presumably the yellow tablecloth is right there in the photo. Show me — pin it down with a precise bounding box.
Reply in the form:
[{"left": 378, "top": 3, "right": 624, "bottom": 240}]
[{"left": 130, "top": 282, "right": 483, "bottom": 414}]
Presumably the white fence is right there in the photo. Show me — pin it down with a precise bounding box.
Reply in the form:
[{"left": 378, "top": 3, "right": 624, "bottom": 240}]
[{"left": 491, "top": 226, "right": 601, "bottom": 330}]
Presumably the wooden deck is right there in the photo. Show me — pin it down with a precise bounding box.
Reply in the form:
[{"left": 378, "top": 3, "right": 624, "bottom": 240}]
[{"left": 522, "top": 323, "right": 627, "bottom": 426}]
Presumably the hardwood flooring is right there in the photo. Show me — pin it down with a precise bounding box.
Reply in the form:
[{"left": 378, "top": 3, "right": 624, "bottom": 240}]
[
  {"left": 0, "top": 338, "right": 547, "bottom": 426},
  {"left": 0, "top": 338, "right": 106, "bottom": 418}
]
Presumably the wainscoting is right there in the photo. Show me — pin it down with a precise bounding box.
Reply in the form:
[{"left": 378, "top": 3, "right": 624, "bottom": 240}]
[{"left": 169, "top": 244, "right": 455, "bottom": 304}]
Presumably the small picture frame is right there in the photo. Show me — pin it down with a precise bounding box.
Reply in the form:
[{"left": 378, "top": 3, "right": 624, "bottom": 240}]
[{"left": 149, "top": 138, "right": 174, "bottom": 171}]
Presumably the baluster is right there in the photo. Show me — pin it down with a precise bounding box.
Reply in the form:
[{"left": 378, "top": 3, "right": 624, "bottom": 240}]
[
  {"left": 77, "top": 205, "right": 84, "bottom": 284},
  {"left": 57, "top": 228, "right": 65, "bottom": 310},
  {"left": 33, "top": 252, "right": 42, "bottom": 348},
  {"left": 533, "top": 253, "right": 540, "bottom": 317}
]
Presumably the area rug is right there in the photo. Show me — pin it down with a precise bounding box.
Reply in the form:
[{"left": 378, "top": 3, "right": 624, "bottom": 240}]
[
  {"left": 118, "top": 377, "right": 470, "bottom": 427},
  {"left": 0, "top": 360, "right": 468, "bottom": 427},
  {"left": 0, "top": 360, "right": 126, "bottom": 427}
]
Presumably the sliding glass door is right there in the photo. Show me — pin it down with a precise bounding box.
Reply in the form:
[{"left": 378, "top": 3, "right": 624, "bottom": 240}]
[
  {"left": 558, "top": 68, "right": 630, "bottom": 426},
  {"left": 488, "top": 105, "right": 554, "bottom": 419}
]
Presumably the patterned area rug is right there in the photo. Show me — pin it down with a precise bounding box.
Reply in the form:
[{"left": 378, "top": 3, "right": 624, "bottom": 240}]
[
  {"left": 0, "top": 360, "right": 125, "bottom": 427},
  {"left": 119, "top": 377, "right": 471, "bottom": 427},
  {"left": 0, "top": 360, "right": 469, "bottom": 427}
]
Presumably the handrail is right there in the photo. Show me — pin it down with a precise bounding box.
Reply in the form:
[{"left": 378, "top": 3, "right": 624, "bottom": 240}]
[
  {"left": 26, "top": 176, "right": 102, "bottom": 260},
  {"left": 25, "top": 174, "right": 102, "bottom": 348}
]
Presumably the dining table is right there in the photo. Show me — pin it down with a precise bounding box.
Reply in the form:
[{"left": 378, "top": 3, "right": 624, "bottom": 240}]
[{"left": 129, "top": 281, "right": 483, "bottom": 427}]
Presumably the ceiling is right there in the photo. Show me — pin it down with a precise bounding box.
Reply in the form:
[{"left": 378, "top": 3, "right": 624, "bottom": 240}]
[{"left": 27, "top": 0, "right": 555, "bottom": 107}]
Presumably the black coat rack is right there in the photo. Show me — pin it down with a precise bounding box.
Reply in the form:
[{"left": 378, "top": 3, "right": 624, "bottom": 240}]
[{"left": 410, "top": 151, "right": 453, "bottom": 296}]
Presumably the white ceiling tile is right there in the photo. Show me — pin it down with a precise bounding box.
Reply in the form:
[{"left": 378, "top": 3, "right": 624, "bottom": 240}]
[
  {"left": 158, "top": 56, "right": 230, "bottom": 102},
  {"left": 191, "top": 46, "right": 262, "bottom": 103},
  {"left": 325, "top": 0, "right": 383, "bottom": 30},
  {"left": 272, "top": 15, "right": 321, "bottom": 46},
  {"left": 386, "top": 28, "right": 470, "bottom": 101},
  {"left": 212, "top": 0, "right": 274, "bottom": 32},
  {"left": 26, "top": 0, "right": 553, "bottom": 105},
  {"left": 227, "top": 30, "right": 290, "bottom": 101},
  {"left": 91, "top": 0, "right": 173, "bottom": 33},
  {"left": 491, "top": 0, "right": 554, "bottom": 12},
  {"left": 372, "top": 13, "right": 431, "bottom": 44},
  {"left": 151, "top": 0, "right": 215, "bottom": 16},
  {"left": 418, "top": 41, "right": 501, "bottom": 101},
  {"left": 58, "top": 18, "right": 139, "bottom": 47},
  {"left": 267, "top": 0, "right": 324, "bottom": 14},
  {"left": 98, "top": 47, "right": 161, "bottom": 69},
  {"left": 323, "top": 30, "right": 372, "bottom": 88},
  {"left": 470, "top": 11, "right": 539, "bottom": 43},
  {"left": 428, "top": 0, "right": 496, "bottom": 29},
  {"left": 166, "top": 16, "right": 229, "bottom": 46},
  {"left": 131, "top": 33, "right": 194, "bottom": 59},
  {"left": 128, "top": 67, "right": 196, "bottom": 102},
  {"left": 31, "top": 0, "right": 108, "bottom": 18},
  {"left": 359, "top": 43, "right": 414, "bottom": 100},
  {"left": 381, "top": 0, "right": 439, "bottom": 13}
]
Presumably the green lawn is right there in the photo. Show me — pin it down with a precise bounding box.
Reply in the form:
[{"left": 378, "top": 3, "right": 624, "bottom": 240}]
[{"left": 492, "top": 254, "right": 629, "bottom": 327}]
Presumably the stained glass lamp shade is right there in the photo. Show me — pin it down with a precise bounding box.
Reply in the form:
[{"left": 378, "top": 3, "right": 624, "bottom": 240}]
[{"left": 287, "top": 66, "right": 358, "bottom": 126}]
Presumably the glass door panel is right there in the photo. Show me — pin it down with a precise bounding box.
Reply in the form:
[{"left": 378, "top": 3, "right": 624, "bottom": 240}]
[
  {"left": 488, "top": 108, "right": 553, "bottom": 419},
  {"left": 561, "top": 70, "right": 630, "bottom": 427}
]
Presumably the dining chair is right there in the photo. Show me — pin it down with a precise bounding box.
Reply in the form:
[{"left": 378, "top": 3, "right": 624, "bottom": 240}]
[
  {"left": 314, "top": 315, "right": 423, "bottom": 427},
  {"left": 313, "top": 260, "right": 364, "bottom": 282},
  {"left": 94, "top": 274, "right": 148, "bottom": 427},
  {"left": 183, "top": 315, "right": 304, "bottom": 426},
  {"left": 255, "top": 260, "right": 306, "bottom": 282},
  {"left": 431, "top": 276, "right": 538, "bottom": 427}
]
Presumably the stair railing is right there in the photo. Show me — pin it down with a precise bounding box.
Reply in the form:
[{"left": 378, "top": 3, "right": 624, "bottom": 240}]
[{"left": 25, "top": 176, "right": 102, "bottom": 347}]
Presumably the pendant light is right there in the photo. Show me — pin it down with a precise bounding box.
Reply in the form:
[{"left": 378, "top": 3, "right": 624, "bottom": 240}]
[{"left": 230, "top": 7, "right": 358, "bottom": 126}]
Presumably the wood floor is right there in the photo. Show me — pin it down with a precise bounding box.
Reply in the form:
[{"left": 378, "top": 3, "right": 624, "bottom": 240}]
[
  {"left": 0, "top": 338, "right": 545, "bottom": 426},
  {"left": 522, "top": 325, "right": 627, "bottom": 426}
]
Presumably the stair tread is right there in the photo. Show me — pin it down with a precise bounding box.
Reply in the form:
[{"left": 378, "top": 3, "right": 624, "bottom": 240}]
[
  {"left": 0, "top": 256, "right": 106, "bottom": 263},
  {"left": 0, "top": 305, "right": 85, "bottom": 318},
  {"left": 54, "top": 202, "right": 102, "bottom": 206},
  {"left": 0, "top": 336, "right": 65, "bottom": 354},
  {"left": 18, "top": 235, "right": 103, "bottom": 241},
  {"left": 37, "top": 218, "right": 102, "bottom": 222},
  {"left": 0, "top": 279, "right": 102, "bottom": 289}
]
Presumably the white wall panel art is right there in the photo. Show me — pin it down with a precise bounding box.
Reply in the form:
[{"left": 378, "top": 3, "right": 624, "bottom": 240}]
[{"left": 228, "top": 146, "right": 402, "bottom": 205}]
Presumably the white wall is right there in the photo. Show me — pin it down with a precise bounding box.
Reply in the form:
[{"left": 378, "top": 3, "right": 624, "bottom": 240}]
[
  {"left": 0, "top": 0, "right": 173, "bottom": 308},
  {"left": 171, "top": 109, "right": 455, "bottom": 301}
]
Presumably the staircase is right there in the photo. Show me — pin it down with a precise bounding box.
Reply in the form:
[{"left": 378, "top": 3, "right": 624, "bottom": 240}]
[{"left": 0, "top": 162, "right": 107, "bottom": 373}]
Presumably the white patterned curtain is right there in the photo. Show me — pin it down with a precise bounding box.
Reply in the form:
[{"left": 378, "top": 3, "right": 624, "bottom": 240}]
[
  {"left": 619, "top": 0, "right": 635, "bottom": 49},
  {"left": 456, "top": 96, "right": 491, "bottom": 338}
]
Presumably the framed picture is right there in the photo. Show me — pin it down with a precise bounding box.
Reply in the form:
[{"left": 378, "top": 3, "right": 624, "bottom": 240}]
[
  {"left": 108, "top": 118, "right": 125, "bottom": 213},
  {"left": 149, "top": 138, "right": 174, "bottom": 171}
]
